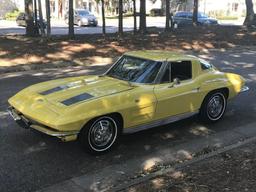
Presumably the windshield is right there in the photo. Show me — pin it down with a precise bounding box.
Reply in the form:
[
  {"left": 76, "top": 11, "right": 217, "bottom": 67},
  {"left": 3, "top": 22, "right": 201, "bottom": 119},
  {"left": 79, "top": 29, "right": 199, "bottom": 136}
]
[
  {"left": 106, "top": 56, "right": 162, "bottom": 84},
  {"left": 77, "top": 10, "right": 90, "bottom": 16}
]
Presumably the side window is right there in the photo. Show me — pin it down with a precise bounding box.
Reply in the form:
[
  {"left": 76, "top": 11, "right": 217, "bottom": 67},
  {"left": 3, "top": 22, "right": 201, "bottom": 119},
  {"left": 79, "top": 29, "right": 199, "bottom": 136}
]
[
  {"left": 136, "top": 62, "right": 162, "bottom": 83},
  {"left": 171, "top": 61, "right": 192, "bottom": 81},
  {"left": 200, "top": 60, "right": 212, "bottom": 70}
]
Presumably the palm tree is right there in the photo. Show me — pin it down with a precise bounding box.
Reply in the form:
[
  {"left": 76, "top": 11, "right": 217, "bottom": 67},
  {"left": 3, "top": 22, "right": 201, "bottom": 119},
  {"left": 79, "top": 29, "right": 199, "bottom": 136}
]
[
  {"left": 68, "top": 0, "right": 74, "bottom": 38},
  {"left": 45, "top": 0, "right": 51, "bottom": 36},
  {"left": 101, "top": 0, "right": 106, "bottom": 34},
  {"left": 139, "top": 0, "right": 146, "bottom": 33},
  {"left": 165, "top": 0, "right": 170, "bottom": 31},
  {"left": 244, "top": 0, "right": 256, "bottom": 26},
  {"left": 118, "top": 0, "right": 123, "bottom": 35},
  {"left": 133, "top": 0, "right": 137, "bottom": 33},
  {"left": 33, "top": 0, "right": 39, "bottom": 35},
  {"left": 25, "top": 0, "right": 34, "bottom": 36},
  {"left": 192, "top": 0, "right": 198, "bottom": 26},
  {"left": 38, "top": 0, "right": 45, "bottom": 35}
]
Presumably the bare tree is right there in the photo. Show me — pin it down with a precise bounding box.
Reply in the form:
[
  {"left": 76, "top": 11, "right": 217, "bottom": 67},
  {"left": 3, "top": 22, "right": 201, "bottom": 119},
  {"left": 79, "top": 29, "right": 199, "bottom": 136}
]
[
  {"left": 165, "top": 0, "right": 170, "bottom": 31},
  {"left": 192, "top": 0, "right": 198, "bottom": 26},
  {"left": 45, "top": 0, "right": 51, "bottom": 36},
  {"left": 68, "top": 0, "right": 74, "bottom": 38},
  {"left": 139, "top": 0, "right": 146, "bottom": 33},
  {"left": 25, "top": 0, "right": 34, "bottom": 36},
  {"left": 118, "top": 0, "right": 123, "bottom": 35},
  {"left": 244, "top": 0, "right": 256, "bottom": 26},
  {"left": 133, "top": 0, "right": 137, "bottom": 33}
]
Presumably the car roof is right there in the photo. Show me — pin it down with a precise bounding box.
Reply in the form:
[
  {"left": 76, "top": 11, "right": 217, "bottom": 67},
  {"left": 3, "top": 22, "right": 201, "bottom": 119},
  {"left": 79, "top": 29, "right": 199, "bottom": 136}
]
[{"left": 124, "top": 50, "right": 198, "bottom": 62}]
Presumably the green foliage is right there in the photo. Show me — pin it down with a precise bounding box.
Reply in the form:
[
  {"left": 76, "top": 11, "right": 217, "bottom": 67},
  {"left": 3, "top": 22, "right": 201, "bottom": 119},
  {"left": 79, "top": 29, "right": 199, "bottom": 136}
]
[{"left": 4, "top": 9, "right": 20, "bottom": 20}]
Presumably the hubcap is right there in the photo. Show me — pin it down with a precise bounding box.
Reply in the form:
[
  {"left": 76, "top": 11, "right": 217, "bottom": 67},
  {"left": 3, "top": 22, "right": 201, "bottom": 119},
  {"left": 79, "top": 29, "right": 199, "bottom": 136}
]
[
  {"left": 207, "top": 94, "right": 224, "bottom": 119},
  {"left": 88, "top": 117, "right": 117, "bottom": 151}
]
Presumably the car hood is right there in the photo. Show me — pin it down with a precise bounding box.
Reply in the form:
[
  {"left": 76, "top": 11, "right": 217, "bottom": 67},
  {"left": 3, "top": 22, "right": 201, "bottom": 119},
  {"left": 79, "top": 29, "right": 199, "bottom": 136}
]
[
  {"left": 81, "top": 15, "right": 96, "bottom": 19},
  {"left": 8, "top": 75, "right": 133, "bottom": 115}
]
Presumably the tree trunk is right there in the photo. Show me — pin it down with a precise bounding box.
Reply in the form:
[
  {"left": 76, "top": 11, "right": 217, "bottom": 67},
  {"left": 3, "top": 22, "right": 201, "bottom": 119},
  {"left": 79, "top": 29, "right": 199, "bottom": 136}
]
[
  {"left": 25, "top": 0, "right": 35, "bottom": 36},
  {"left": 139, "top": 0, "right": 146, "bottom": 33},
  {"left": 38, "top": 0, "right": 45, "bottom": 36},
  {"left": 45, "top": 0, "right": 51, "bottom": 37},
  {"left": 192, "top": 0, "right": 198, "bottom": 26},
  {"left": 133, "top": 0, "right": 137, "bottom": 33},
  {"left": 68, "top": 0, "right": 74, "bottom": 38},
  {"left": 118, "top": 0, "right": 123, "bottom": 35},
  {"left": 244, "top": 0, "right": 256, "bottom": 26},
  {"left": 33, "top": 0, "right": 39, "bottom": 35},
  {"left": 101, "top": 0, "right": 106, "bottom": 35},
  {"left": 165, "top": 0, "right": 170, "bottom": 31}
]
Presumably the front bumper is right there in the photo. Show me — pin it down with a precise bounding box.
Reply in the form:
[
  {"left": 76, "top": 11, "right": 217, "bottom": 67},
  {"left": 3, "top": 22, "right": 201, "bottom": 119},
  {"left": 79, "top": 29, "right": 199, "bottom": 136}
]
[
  {"left": 240, "top": 85, "right": 249, "bottom": 93},
  {"left": 81, "top": 19, "right": 97, "bottom": 26},
  {"left": 7, "top": 107, "right": 78, "bottom": 141}
]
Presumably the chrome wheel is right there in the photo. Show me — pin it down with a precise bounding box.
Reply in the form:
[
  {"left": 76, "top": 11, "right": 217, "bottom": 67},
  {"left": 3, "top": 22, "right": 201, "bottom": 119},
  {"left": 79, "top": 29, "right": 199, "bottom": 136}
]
[
  {"left": 207, "top": 93, "right": 226, "bottom": 121},
  {"left": 88, "top": 117, "right": 117, "bottom": 152}
]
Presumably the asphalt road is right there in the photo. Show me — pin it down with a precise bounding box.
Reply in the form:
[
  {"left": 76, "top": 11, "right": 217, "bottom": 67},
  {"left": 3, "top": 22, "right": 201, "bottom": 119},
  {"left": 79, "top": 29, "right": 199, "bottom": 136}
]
[
  {"left": 0, "top": 48, "right": 255, "bottom": 192},
  {"left": 0, "top": 17, "right": 244, "bottom": 35}
]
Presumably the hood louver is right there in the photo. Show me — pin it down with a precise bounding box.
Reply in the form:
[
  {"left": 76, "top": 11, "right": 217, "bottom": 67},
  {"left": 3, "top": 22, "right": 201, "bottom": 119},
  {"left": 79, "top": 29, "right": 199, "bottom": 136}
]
[{"left": 61, "top": 93, "right": 94, "bottom": 106}]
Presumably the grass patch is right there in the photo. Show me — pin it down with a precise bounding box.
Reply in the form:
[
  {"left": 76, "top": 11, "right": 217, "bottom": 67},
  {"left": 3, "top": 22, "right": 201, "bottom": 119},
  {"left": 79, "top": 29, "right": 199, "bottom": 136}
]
[{"left": 216, "top": 16, "right": 239, "bottom": 20}]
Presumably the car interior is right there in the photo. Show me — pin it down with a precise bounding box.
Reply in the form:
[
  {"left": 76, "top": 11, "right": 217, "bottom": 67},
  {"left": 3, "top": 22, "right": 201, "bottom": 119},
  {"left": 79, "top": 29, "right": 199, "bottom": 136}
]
[{"left": 161, "top": 61, "right": 192, "bottom": 83}]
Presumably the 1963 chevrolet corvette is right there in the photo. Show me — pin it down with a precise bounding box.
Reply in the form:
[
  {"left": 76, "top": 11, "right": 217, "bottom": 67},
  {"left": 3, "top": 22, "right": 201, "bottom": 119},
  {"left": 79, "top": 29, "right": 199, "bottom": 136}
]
[{"left": 8, "top": 50, "right": 248, "bottom": 153}]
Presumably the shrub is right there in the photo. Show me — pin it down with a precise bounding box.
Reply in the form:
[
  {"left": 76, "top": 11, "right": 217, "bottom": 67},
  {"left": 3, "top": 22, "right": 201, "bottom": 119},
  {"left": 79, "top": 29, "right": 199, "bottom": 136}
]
[{"left": 4, "top": 9, "right": 20, "bottom": 20}]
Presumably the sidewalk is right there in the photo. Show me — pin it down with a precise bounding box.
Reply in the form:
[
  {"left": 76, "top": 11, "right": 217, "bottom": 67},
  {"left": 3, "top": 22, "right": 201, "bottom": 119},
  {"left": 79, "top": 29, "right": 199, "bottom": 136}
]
[{"left": 122, "top": 140, "right": 256, "bottom": 192}]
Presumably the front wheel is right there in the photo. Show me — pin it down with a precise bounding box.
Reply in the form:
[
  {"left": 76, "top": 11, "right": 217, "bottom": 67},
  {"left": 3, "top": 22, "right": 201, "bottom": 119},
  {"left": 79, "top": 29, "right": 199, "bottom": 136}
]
[
  {"left": 199, "top": 91, "right": 227, "bottom": 123},
  {"left": 79, "top": 116, "right": 120, "bottom": 154}
]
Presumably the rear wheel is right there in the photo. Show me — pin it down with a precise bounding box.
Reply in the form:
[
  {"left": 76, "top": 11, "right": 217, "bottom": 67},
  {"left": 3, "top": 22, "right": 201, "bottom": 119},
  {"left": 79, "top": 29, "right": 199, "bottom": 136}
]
[
  {"left": 200, "top": 91, "right": 227, "bottom": 123},
  {"left": 79, "top": 116, "right": 120, "bottom": 154}
]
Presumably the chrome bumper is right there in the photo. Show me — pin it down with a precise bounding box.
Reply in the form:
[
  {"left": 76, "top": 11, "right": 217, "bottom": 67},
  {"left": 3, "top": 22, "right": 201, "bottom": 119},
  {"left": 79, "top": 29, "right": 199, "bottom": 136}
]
[
  {"left": 7, "top": 107, "right": 78, "bottom": 141},
  {"left": 240, "top": 85, "right": 249, "bottom": 93}
]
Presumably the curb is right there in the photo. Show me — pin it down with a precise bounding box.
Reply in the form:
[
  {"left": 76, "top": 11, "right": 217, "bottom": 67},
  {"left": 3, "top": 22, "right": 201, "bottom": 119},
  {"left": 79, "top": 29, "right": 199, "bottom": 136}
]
[{"left": 112, "top": 135, "right": 256, "bottom": 191}]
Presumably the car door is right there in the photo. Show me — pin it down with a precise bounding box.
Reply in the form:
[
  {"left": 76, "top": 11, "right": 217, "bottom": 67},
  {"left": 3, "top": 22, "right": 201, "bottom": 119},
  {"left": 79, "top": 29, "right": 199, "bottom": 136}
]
[
  {"left": 153, "top": 61, "right": 200, "bottom": 120},
  {"left": 124, "top": 85, "right": 157, "bottom": 128}
]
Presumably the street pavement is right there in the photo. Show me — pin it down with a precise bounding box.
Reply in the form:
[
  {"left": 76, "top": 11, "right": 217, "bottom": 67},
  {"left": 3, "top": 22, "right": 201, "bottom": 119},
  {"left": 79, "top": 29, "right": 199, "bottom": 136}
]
[
  {"left": 0, "top": 48, "right": 255, "bottom": 192},
  {"left": 0, "top": 17, "right": 244, "bottom": 35},
  {"left": 0, "top": 17, "right": 165, "bottom": 35}
]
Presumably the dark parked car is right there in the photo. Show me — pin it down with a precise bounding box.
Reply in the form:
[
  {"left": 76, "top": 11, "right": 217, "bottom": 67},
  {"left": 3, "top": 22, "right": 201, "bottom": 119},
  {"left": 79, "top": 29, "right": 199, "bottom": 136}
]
[
  {"left": 65, "top": 9, "right": 98, "bottom": 27},
  {"left": 16, "top": 12, "right": 47, "bottom": 29},
  {"left": 172, "top": 11, "right": 218, "bottom": 28}
]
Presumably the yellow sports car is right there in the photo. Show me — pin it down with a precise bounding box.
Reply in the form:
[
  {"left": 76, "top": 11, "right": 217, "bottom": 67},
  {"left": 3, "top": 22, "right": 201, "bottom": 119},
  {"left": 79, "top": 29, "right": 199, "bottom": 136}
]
[{"left": 8, "top": 50, "right": 248, "bottom": 153}]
